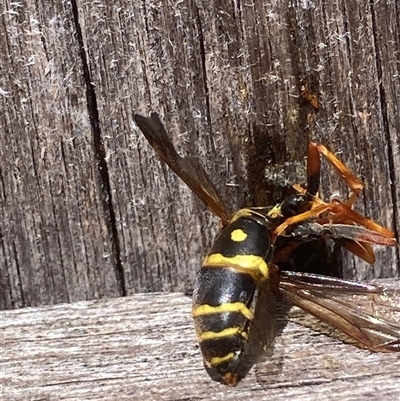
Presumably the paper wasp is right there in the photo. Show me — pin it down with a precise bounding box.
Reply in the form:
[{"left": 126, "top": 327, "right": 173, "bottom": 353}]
[{"left": 134, "top": 112, "right": 399, "bottom": 386}]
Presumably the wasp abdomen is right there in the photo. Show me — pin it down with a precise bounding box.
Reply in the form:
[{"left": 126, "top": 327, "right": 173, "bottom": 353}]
[
  {"left": 192, "top": 267, "right": 257, "bottom": 384},
  {"left": 192, "top": 215, "right": 273, "bottom": 385}
]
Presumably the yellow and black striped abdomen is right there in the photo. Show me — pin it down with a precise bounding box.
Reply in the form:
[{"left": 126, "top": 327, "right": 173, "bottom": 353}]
[{"left": 192, "top": 215, "right": 273, "bottom": 386}]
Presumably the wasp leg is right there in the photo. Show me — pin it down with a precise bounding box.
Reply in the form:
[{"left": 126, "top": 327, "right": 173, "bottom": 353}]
[
  {"left": 273, "top": 198, "right": 396, "bottom": 242},
  {"left": 272, "top": 198, "right": 396, "bottom": 265},
  {"left": 339, "top": 240, "right": 376, "bottom": 264},
  {"left": 301, "top": 197, "right": 394, "bottom": 240},
  {"left": 312, "top": 143, "right": 364, "bottom": 207},
  {"left": 328, "top": 200, "right": 396, "bottom": 238},
  {"left": 271, "top": 203, "right": 332, "bottom": 241}
]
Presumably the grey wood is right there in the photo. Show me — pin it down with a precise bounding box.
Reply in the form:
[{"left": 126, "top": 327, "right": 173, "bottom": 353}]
[{"left": 1, "top": 279, "right": 399, "bottom": 401}]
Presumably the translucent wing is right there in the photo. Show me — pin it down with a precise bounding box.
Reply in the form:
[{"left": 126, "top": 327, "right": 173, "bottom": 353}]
[
  {"left": 134, "top": 113, "right": 230, "bottom": 224},
  {"left": 277, "top": 271, "right": 400, "bottom": 352}
]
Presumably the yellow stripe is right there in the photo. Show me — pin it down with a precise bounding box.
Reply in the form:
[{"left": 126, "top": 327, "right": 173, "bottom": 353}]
[
  {"left": 203, "top": 253, "right": 269, "bottom": 280},
  {"left": 199, "top": 327, "right": 247, "bottom": 341},
  {"left": 192, "top": 302, "right": 253, "bottom": 320},
  {"left": 230, "top": 229, "right": 248, "bottom": 242},
  {"left": 206, "top": 353, "right": 235, "bottom": 367}
]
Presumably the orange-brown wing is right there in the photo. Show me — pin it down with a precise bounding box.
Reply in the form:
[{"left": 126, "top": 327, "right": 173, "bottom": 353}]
[
  {"left": 134, "top": 113, "right": 230, "bottom": 224},
  {"left": 277, "top": 271, "right": 400, "bottom": 352}
]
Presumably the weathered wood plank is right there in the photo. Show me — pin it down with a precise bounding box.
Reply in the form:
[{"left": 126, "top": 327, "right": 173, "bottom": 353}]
[
  {"left": 1, "top": 0, "right": 399, "bottom": 308},
  {"left": 74, "top": 0, "right": 400, "bottom": 286},
  {"left": 2, "top": 279, "right": 399, "bottom": 401},
  {"left": 0, "top": 1, "right": 122, "bottom": 309}
]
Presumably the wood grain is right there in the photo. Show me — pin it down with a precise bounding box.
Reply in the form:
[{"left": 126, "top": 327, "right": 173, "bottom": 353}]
[
  {"left": 1, "top": 0, "right": 399, "bottom": 309},
  {"left": 2, "top": 279, "right": 399, "bottom": 401}
]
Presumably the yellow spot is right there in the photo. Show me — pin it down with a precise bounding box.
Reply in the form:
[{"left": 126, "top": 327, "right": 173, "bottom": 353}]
[
  {"left": 192, "top": 302, "right": 253, "bottom": 320},
  {"left": 199, "top": 327, "right": 246, "bottom": 341},
  {"left": 230, "top": 229, "right": 248, "bottom": 242},
  {"left": 206, "top": 353, "right": 235, "bottom": 367},
  {"left": 203, "top": 253, "right": 269, "bottom": 281}
]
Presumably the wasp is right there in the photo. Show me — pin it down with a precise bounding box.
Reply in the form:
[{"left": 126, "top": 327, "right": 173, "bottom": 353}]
[{"left": 134, "top": 112, "right": 399, "bottom": 386}]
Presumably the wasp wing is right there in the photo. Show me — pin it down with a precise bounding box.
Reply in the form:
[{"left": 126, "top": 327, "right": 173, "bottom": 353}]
[
  {"left": 134, "top": 113, "right": 230, "bottom": 224},
  {"left": 277, "top": 271, "right": 400, "bottom": 352}
]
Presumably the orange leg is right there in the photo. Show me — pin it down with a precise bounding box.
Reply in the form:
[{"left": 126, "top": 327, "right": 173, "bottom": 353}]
[
  {"left": 271, "top": 143, "right": 396, "bottom": 263},
  {"left": 272, "top": 198, "right": 395, "bottom": 243},
  {"left": 302, "top": 142, "right": 363, "bottom": 203},
  {"left": 340, "top": 241, "right": 375, "bottom": 264},
  {"left": 272, "top": 203, "right": 332, "bottom": 242},
  {"left": 327, "top": 200, "right": 395, "bottom": 238},
  {"left": 311, "top": 143, "right": 364, "bottom": 207}
]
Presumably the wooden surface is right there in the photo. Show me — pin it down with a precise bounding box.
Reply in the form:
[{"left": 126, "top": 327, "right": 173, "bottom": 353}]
[
  {"left": 1, "top": 0, "right": 400, "bottom": 309},
  {"left": 2, "top": 279, "right": 400, "bottom": 401}
]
